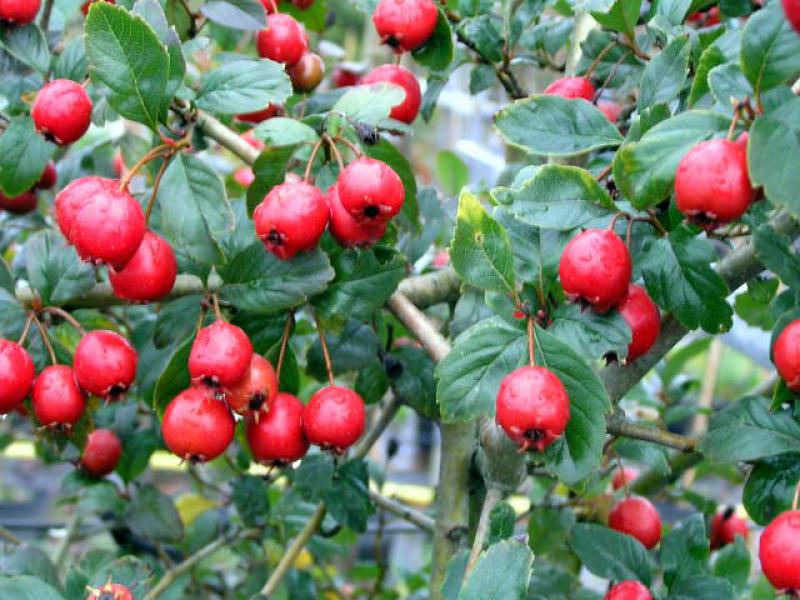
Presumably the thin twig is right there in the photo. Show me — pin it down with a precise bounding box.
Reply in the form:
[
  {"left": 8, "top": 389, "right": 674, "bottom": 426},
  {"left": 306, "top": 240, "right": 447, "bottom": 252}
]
[
  {"left": 32, "top": 317, "right": 57, "bottom": 365},
  {"left": 303, "top": 138, "right": 326, "bottom": 183},
  {"left": 144, "top": 154, "right": 174, "bottom": 223},
  {"left": 335, "top": 136, "right": 364, "bottom": 159},
  {"left": 39, "top": 0, "right": 55, "bottom": 32},
  {"left": 0, "top": 524, "right": 22, "bottom": 545},
  {"left": 312, "top": 311, "right": 335, "bottom": 387},
  {"left": 526, "top": 316, "right": 535, "bottom": 366},
  {"left": 367, "top": 489, "right": 435, "bottom": 534},
  {"left": 464, "top": 488, "right": 503, "bottom": 578},
  {"left": 275, "top": 311, "right": 294, "bottom": 382},
  {"left": 210, "top": 294, "right": 224, "bottom": 322},
  {"left": 605, "top": 416, "right": 698, "bottom": 451},
  {"left": 793, "top": 480, "right": 800, "bottom": 512},
  {"left": 17, "top": 312, "right": 35, "bottom": 345},
  {"left": 40, "top": 306, "right": 87, "bottom": 335}
]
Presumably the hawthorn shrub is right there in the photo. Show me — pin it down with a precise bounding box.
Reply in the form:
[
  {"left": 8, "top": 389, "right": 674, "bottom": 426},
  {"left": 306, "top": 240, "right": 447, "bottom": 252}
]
[{"left": 0, "top": 0, "right": 799, "bottom": 598}]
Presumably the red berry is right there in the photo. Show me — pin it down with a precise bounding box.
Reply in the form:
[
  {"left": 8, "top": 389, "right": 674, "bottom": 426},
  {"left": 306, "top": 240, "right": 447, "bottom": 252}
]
[
  {"left": 256, "top": 14, "right": 308, "bottom": 66},
  {"left": 112, "top": 152, "right": 126, "bottom": 177},
  {"left": 773, "top": 320, "right": 800, "bottom": 391},
  {"left": 495, "top": 365, "right": 570, "bottom": 452},
  {"left": 372, "top": 0, "right": 438, "bottom": 52},
  {"left": 0, "top": 190, "right": 37, "bottom": 214},
  {"left": 36, "top": 161, "right": 57, "bottom": 189},
  {"left": 32, "top": 365, "right": 86, "bottom": 428},
  {"left": 709, "top": 508, "right": 749, "bottom": 550},
  {"left": 241, "top": 130, "right": 265, "bottom": 152},
  {"left": 226, "top": 354, "right": 278, "bottom": 416},
  {"left": 189, "top": 321, "right": 253, "bottom": 388},
  {"left": 675, "top": 139, "right": 754, "bottom": 228},
  {"left": 80, "top": 428, "right": 122, "bottom": 477},
  {"left": 162, "top": 387, "right": 235, "bottom": 461},
  {"left": 559, "top": 229, "right": 632, "bottom": 313},
  {"left": 736, "top": 130, "right": 749, "bottom": 149},
  {"left": 617, "top": 284, "right": 660, "bottom": 362},
  {"left": 612, "top": 466, "right": 639, "bottom": 491},
  {"left": 0, "top": 0, "right": 40, "bottom": 24},
  {"left": 544, "top": 76, "right": 596, "bottom": 101},
  {"left": 327, "top": 183, "right": 387, "bottom": 247},
  {"left": 31, "top": 79, "right": 92, "bottom": 145},
  {"left": 253, "top": 181, "right": 329, "bottom": 260},
  {"left": 332, "top": 66, "right": 361, "bottom": 88},
  {"left": 236, "top": 103, "right": 282, "bottom": 124},
  {"left": 688, "top": 6, "right": 721, "bottom": 26},
  {"left": 598, "top": 100, "right": 622, "bottom": 123},
  {"left": 303, "top": 386, "right": 366, "bottom": 453},
  {"left": 0, "top": 340, "right": 35, "bottom": 414},
  {"left": 337, "top": 157, "right": 405, "bottom": 224},
  {"left": 246, "top": 392, "right": 309, "bottom": 465},
  {"left": 81, "top": 0, "right": 114, "bottom": 15},
  {"left": 86, "top": 582, "right": 133, "bottom": 600},
  {"left": 604, "top": 580, "right": 652, "bottom": 600},
  {"left": 432, "top": 249, "right": 450, "bottom": 268},
  {"left": 234, "top": 167, "right": 255, "bottom": 187},
  {"left": 259, "top": 0, "right": 276, "bottom": 13},
  {"left": 361, "top": 64, "right": 421, "bottom": 124},
  {"left": 109, "top": 231, "right": 177, "bottom": 303},
  {"left": 608, "top": 496, "right": 662, "bottom": 549},
  {"left": 784, "top": 0, "right": 800, "bottom": 34},
  {"left": 288, "top": 52, "right": 325, "bottom": 92},
  {"left": 290, "top": 0, "right": 314, "bottom": 9},
  {"left": 73, "top": 330, "right": 138, "bottom": 400},
  {"left": 759, "top": 510, "right": 800, "bottom": 593},
  {"left": 54, "top": 176, "right": 146, "bottom": 269}
]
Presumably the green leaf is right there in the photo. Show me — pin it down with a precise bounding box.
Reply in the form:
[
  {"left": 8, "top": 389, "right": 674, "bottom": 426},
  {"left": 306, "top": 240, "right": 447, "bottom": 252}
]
[
  {"left": 613, "top": 110, "right": 729, "bottom": 208},
  {"left": 330, "top": 84, "right": 406, "bottom": 127},
  {"left": 277, "top": 0, "right": 327, "bottom": 32},
  {"left": 412, "top": 10, "right": 454, "bottom": 72},
  {"left": 219, "top": 244, "right": 334, "bottom": 313},
  {"left": 640, "top": 226, "right": 732, "bottom": 334},
  {"left": 488, "top": 502, "right": 516, "bottom": 544},
  {"left": 253, "top": 117, "right": 319, "bottom": 147},
  {"left": 232, "top": 475, "right": 270, "bottom": 527},
  {"left": 667, "top": 575, "right": 734, "bottom": 600},
  {"left": 615, "top": 438, "right": 670, "bottom": 476},
  {"left": 24, "top": 231, "right": 96, "bottom": 305},
  {"left": 708, "top": 62, "right": 753, "bottom": 106},
  {"left": 325, "top": 460, "right": 375, "bottom": 532},
  {"left": 713, "top": 537, "right": 751, "bottom": 592},
  {"left": 0, "top": 546, "right": 60, "bottom": 591},
  {"left": 306, "top": 320, "right": 380, "bottom": 380},
  {"left": 124, "top": 484, "right": 184, "bottom": 543},
  {"left": 661, "top": 515, "right": 709, "bottom": 588},
  {"left": 451, "top": 190, "right": 516, "bottom": 294},
  {"left": 364, "top": 138, "right": 419, "bottom": 231},
  {"left": 590, "top": 0, "right": 642, "bottom": 39},
  {"left": 537, "top": 325, "right": 612, "bottom": 485},
  {"left": 743, "top": 453, "right": 800, "bottom": 525},
  {"left": 734, "top": 277, "right": 779, "bottom": 330},
  {"left": 527, "top": 506, "right": 576, "bottom": 558},
  {"left": 700, "top": 396, "right": 800, "bottom": 462},
  {"left": 158, "top": 153, "right": 234, "bottom": 278},
  {"left": 639, "top": 35, "right": 690, "bottom": 109},
  {"left": 85, "top": 2, "right": 170, "bottom": 129},
  {"left": 457, "top": 540, "right": 534, "bottom": 600},
  {"left": 0, "top": 576, "right": 65, "bottom": 600},
  {"left": 494, "top": 164, "right": 615, "bottom": 230},
  {"left": 748, "top": 97, "right": 800, "bottom": 216},
  {"left": 0, "top": 289, "right": 28, "bottom": 340},
  {"left": 313, "top": 247, "right": 406, "bottom": 321},
  {"left": 152, "top": 337, "right": 191, "bottom": 414},
  {"left": 54, "top": 37, "right": 88, "bottom": 82},
  {"left": 494, "top": 95, "right": 624, "bottom": 157},
  {"left": 456, "top": 15, "right": 503, "bottom": 62},
  {"left": 753, "top": 223, "right": 800, "bottom": 289},
  {"left": 132, "top": 0, "right": 185, "bottom": 100},
  {"left": 200, "top": 0, "right": 266, "bottom": 30},
  {"left": 294, "top": 453, "right": 335, "bottom": 498},
  {"left": 652, "top": 0, "right": 691, "bottom": 25},
  {"left": 548, "top": 302, "right": 631, "bottom": 360},
  {"left": 436, "top": 316, "right": 526, "bottom": 422},
  {"left": 436, "top": 150, "right": 469, "bottom": 197},
  {"left": 116, "top": 428, "right": 160, "bottom": 483},
  {"left": 391, "top": 346, "right": 439, "bottom": 419},
  {"left": 0, "top": 258, "right": 12, "bottom": 294},
  {"left": 0, "top": 24, "right": 50, "bottom": 74},
  {"left": 740, "top": 1, "right": 800, "bottom": 96},
  {"left": 196, "top": 59, "right": 291, "bottom": 115},
  {"left": 0, "top": 116, "right": 55, "bottom": 197},
  {"left": 493, "top": 208, "right": 543, "bottom": 285},
  {"left": 153, "top": 295, "right": 204, "bottom": 348},
  {"left": 568, "top": 523, "right": 653, "bottom": 585},
  {"left": 689, "top": 45, "right": 725, "bottom": 107}
]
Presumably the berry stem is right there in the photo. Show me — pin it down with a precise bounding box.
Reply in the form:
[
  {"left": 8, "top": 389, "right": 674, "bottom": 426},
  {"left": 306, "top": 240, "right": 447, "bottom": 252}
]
[
  {"left": 312, "top": 310, "right": 336, "bottom": 387},
  {"left": 793, "top": 479, "right": 800, "bottom": 512},
  {"left": 615, "top": 452, "right": 630, "bottom": 498},
  {"left": 118, "top": 145, "right": 172, "bottom": 191},
  {"left": 144, "top": 152, "right": 174, "bottom": 224},
  {"left": 17, "top": 312, "right": 35, "bottom": 345},
  {"left": 726, "top": 107, "right": 740, "bottom": 142},
  {"left": 39, "top": 306, "right": 87, "bottom": 335},
  {"left": 526, "top": 316, "right": 536, "bottom": 366},
  {"left": 275, "top": 311, "right": 294, "bottom": 382},
  {"left": 585, "top": 40, "right": 617, "bottom": 80},
  {"left": 303, "top": 138, "right": 326, "bottom": 183},
  {"left": 594, "top": 50, "right": 632, "bottom": 100},
  {"left": 210, "top": 294, "right": 224, "bottom": 322},
  {"left": 324, "top": 135, "right": 346, "bottom": 172},
  {"left": 608, "top": 211, "right": 631, "bottom": 232},
  {"left": 335, "top": 136, "right": 364, "bottom": 158},
  {"left": 32, "top": 316, "right": 57, "bottom": 365}
]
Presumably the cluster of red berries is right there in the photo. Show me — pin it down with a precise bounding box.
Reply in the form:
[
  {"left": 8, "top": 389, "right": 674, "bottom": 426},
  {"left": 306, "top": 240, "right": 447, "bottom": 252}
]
[
  {"left": 54, "top": 177, "right": 177, "bottom": 303},
  {"left": 255, "top": 9, "right": 325, "bottom": 93},
  {"left": 560, "top": 228, "right": 661, "bottom": 361},
  {"left": 253, "top": 156, "right": 404, "bottom": 258},
  {"left": 0, "top": 160, "right": 56, "bottom": 215},
  {"left": 161, "top": 320, "right": 366, "bottom": 464}
]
